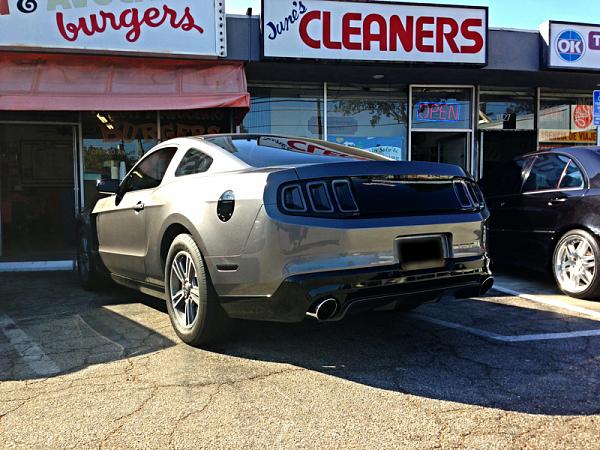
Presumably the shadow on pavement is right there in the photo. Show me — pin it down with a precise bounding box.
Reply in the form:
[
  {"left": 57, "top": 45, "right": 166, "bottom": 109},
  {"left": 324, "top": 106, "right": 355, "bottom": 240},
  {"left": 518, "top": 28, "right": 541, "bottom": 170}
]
[
  {"left": 211, "top": 297, "right": 600, "bottom": 417},
  {"left": 0, "top": 272, "right": 175, "bottom": 382}
]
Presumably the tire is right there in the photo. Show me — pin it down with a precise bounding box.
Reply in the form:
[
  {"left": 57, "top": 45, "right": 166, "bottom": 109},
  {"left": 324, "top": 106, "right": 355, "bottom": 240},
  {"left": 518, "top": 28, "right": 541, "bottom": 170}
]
[
  {"left": 77, "top": 227, "right": 104, "bottom": 291},
  {"left": 164, "top": 234, "right": 233, "bottom": 346},
  {"left": 552, "top": 229, "right": 600, "bottom": 300}
]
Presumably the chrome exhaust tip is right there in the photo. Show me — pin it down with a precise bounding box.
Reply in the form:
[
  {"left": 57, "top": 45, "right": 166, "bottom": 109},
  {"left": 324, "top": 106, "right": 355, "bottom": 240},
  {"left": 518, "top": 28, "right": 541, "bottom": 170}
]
[
  {"left": 480, "top": 277, "right": 495, "bottom": 296},
  {"left": 306, "top": 298, "right": 339, "bottom": 321}
]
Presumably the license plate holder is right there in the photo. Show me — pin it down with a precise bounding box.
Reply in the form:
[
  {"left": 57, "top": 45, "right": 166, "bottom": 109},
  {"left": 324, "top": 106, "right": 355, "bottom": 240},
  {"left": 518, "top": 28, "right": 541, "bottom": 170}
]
[{"left": 396, "top": 235, "right": 447, "bottom": 271}]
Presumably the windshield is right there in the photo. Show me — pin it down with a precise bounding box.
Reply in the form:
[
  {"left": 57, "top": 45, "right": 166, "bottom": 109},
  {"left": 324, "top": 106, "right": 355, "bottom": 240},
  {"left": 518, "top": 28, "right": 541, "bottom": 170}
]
[{"left": 204, "top": 135, "right": 379, "bottom": 168}]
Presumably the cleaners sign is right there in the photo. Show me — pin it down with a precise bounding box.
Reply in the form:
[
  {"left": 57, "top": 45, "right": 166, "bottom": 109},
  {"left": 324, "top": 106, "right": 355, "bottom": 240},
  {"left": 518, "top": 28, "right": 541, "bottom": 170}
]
[
  {"left": 262, "top": 0, "right": 488, "bottom": 64},
  {"left": 0, "top": 0, "right": 226, "bottom": 57},
  {"left": 542, "top": 21, "right": 600, "bottom": 70}
]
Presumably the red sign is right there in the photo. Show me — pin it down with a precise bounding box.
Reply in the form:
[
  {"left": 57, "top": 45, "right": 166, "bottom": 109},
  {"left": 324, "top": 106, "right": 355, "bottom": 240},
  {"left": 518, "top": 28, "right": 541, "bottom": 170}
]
[
  {"left": 573, "top": 105, "right": 593, "bottom": 129},
  {"left": 263, "top": 0, "right": 487, "bottom": 64}
]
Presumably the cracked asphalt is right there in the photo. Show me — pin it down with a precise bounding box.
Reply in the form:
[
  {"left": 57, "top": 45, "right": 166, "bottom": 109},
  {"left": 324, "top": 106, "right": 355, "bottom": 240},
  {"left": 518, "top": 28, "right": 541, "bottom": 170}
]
[{"left": 2, "top": 272, "right": 600, "bottom": 449}]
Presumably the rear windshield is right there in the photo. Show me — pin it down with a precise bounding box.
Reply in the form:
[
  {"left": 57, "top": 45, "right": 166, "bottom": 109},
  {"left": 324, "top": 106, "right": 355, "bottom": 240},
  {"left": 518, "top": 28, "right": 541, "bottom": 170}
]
[{"left": 204, "top": 135, "right": 376, "bottom": 168}]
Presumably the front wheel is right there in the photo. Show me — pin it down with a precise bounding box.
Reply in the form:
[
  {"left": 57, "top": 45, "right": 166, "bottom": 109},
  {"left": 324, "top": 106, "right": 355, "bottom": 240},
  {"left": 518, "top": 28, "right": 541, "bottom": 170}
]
[
  {"left": 164, "top": 234, "right": 233, "bottom": 346},
  {"left": 553, "top": 229, "right": 600, "bottom": 300}
]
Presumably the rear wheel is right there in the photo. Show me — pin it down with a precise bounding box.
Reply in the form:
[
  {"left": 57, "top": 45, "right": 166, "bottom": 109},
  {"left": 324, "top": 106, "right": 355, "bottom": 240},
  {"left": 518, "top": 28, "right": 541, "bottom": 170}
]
[
  {"left": 164, "top": 234, "right": 233, "bottom": 346},
  {"left": 77, "top": 228, "right": 104, "bottom": 291},
  {"left": 553, "top": 229, "right": 600, "bottom": 300}
]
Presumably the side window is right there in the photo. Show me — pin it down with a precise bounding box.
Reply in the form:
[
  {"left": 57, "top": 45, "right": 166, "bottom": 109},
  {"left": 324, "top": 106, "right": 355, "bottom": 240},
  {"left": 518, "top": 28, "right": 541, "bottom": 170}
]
[
  {"left": 124, "top": 147, "right": 177, "bottom": 193},
  {"left": 175, "top": 148, "right": 213, "bottom": 177},
  {"left": 559, "top": 159, "right": 585, "bottom": 189},
  {"left": 522, "top": 154, "right": 568, "bottom": 192}
]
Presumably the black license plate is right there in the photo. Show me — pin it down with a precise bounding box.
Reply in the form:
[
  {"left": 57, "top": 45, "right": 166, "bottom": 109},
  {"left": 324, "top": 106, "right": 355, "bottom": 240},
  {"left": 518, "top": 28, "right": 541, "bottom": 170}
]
[{"left": 397, "top": 235, "right": 446, "bottom": 271}]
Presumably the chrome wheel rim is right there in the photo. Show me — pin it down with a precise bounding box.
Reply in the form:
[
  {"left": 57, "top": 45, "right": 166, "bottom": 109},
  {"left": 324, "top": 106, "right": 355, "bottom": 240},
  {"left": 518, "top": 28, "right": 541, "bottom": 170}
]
[
  {"left": 554, "top": 236, "right": 596, "bottom": 294},
  {"left": 170, "top": 251, "right": 200, "bottom": 330}
]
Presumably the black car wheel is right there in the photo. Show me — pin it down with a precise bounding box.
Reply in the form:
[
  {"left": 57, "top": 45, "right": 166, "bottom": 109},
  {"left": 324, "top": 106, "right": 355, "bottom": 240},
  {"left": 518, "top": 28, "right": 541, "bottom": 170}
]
[
  {"left": 77, "top": 228, "right": 104, "bottom": 291},
  {"left": 553, "top": 229, "right": 600, "bottom": 300},
  {"left": 164, "top": 234, "right": 233, "bottom": 346}
]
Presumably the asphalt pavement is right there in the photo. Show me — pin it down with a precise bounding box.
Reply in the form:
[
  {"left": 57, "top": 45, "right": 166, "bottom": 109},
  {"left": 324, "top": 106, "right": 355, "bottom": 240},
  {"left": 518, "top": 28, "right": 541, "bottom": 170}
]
[{"left": 1, "top": 271, "right": 600, "bottom": 449}]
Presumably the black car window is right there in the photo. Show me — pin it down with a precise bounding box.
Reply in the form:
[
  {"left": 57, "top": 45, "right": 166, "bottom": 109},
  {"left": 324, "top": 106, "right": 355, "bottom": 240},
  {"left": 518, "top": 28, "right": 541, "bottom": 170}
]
[
  {"left": 175, "top": 148, "right": 213, "bottom": 177},
  {"left": 559, "top": 159, "right": 585, "bottom": 189},
  {"left": 205, "top": 135, "right": 377, "bottom": 168},
  {"left": 479, "top": 158, "right": 528, "bottom": 197},
  {"left": 522, "top": 154, "right": 569, "bottom": 192},
  {"left": 124, "top": 147, "right": 177, "bottom": 193}
]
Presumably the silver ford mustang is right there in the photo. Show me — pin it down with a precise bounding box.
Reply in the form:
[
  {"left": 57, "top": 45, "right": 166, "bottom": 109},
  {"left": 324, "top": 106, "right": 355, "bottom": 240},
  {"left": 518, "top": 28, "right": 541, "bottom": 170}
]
[{"left": 78, "top": 134, "right": 493, "bottom": 346}]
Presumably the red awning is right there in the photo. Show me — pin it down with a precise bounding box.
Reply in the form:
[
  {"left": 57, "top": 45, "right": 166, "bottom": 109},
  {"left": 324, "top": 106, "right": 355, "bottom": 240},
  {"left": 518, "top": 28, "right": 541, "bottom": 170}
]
[{"left": 0, "top": 53, "right": 249, "bottom": 111}]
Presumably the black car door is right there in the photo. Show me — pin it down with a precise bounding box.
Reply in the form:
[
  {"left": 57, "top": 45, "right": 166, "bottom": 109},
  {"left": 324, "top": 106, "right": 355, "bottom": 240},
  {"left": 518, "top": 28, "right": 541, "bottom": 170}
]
[
  {"left": 514, "top": 153, "right": 586, "bottom": 265},
  {"left": 480, "top": 156, "right": 532, "bottom": 262}
]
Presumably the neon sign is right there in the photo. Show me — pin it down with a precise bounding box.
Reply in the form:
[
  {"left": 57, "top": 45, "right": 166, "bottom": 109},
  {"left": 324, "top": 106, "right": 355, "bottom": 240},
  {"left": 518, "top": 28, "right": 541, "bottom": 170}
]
[{"left": 415, "top": 102, "right": 463, "bottom": 123}]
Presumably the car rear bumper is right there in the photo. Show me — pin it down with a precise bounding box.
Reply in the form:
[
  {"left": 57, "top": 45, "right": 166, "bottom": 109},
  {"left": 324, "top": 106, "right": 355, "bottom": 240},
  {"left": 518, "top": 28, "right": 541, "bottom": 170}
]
[{"left": 219, "top": 255, "right": 492, "bottom": 323}]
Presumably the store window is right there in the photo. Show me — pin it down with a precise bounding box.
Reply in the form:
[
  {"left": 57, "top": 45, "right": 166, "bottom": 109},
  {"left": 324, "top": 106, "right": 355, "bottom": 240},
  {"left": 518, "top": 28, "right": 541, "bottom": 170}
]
[
  {"left": 160, "top": 110, "right": 230, "bottom": 140},
  {"left": 539, "top": 90, "right": 596, "bottom": 150},
  {"left": 478, "top": 88, "right": 537, "bottom": 178},
  {"left": 82, "top": 111, "right": 158, "bottom": 208},
  {"left": 326, "top": 85, "right": 408, "bottom": 160},
  {"left": 479, "top": 89, "right": 535, "bottom": 131},
  {"left": 241, "top": 86, "right": 325, "bottom": 139},
  {"left": 410, "top": 87, "right": 474, "bottom": 172}
]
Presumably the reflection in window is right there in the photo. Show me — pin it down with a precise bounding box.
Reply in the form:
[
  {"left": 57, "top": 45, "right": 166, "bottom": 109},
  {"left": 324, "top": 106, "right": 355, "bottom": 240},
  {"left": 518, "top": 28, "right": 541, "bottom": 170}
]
[
  {"left": 539, "top": 90, "right": 597, "bottom": 150},
  {"left": 560, "top": 160, "right": 585, "bottom": 189},
  {"left": 241, "top": 87, "right": 325, "bottom": 139},
  {"left": 82, "top": 111, "right": 158, "bottom": 208},
  {"left": 175, "top": 148, "right": 213, "bottom": 177},
  {"left": 124, "top": 147, "right": 177, "bottom": 193},
  {"left": 523, "top": 154, "right": 568, "bottom": 192},
  {"left": 160, "top": 110, "right": 230, "bottom": 140},
  {"left": 326, "top": 86, "right": 407, "bottom": 160},
  {"left": 479, "top": 89, "right": 535, "bottom": 130}
]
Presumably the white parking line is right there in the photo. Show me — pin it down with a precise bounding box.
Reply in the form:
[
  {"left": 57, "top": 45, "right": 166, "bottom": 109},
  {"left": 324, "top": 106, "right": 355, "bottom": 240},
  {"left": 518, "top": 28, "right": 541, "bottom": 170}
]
[
  {"left": 412, "top": 313, "right": 600, "bottom": 342},
  {"left": 0, "top": 313, "right": 60, "bottom": 376},
  {"left": 493, "top": 285, "right": 600, "bottom": 321}
]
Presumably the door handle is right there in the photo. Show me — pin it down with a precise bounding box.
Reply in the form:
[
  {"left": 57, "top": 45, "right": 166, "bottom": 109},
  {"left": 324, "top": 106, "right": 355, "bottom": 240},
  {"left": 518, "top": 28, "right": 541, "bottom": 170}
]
[
  {"left": 548, "top": 197, "right": 567, "bottom": 206},
  {"left": 133, "top": 201, "right": 145, "bottom": 212}
]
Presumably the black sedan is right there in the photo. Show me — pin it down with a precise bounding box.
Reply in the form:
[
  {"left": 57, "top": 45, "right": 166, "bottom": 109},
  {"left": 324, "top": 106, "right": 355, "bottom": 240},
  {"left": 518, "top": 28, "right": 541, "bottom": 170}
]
[{"left": 480, "top": 147, "right": 600, "bottom": 299}]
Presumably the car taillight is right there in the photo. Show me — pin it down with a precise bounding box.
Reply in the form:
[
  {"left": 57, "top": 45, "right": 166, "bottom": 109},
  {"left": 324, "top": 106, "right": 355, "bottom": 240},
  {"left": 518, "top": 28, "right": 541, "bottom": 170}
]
[
  {"left": 279, "top": 178, "right": 360, "bottom": 217},
  {"left": 332, "top": 179, "right": 359, "bottom": 213},
  {"left": 453, "top": 179, "right": 485, "bottom": 210},
  {"left": 307, "top": 181, "right": 334, "bottom": 213},
  {"left": 281, "top": 184, "right": 307, "bottom": 212}
]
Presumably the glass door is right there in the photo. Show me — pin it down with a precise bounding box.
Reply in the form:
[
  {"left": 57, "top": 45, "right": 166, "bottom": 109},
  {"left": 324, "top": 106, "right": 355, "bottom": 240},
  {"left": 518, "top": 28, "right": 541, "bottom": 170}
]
[
  {"left": 409, "top": 86, "right": 475, "bottom": 174},
  {"left": 0, "top": 124, "right": 77, "bottom": 261}
]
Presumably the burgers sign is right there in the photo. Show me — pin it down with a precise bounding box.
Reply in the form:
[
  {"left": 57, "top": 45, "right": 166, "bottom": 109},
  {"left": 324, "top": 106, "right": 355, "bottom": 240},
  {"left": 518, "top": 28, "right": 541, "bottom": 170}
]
[{"left": 0, "top": 0, "right": 226, "bottom": 57}]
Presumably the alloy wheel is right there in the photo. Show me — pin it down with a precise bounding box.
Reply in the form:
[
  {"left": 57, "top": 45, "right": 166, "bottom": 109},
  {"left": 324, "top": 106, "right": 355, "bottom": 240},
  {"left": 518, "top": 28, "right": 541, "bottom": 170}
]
[
  {"left": 170, "top": 251, "right": 201, "bottom": 329},
  {"left": 554, "top": 235, "right": 597, "bottom": 294}
]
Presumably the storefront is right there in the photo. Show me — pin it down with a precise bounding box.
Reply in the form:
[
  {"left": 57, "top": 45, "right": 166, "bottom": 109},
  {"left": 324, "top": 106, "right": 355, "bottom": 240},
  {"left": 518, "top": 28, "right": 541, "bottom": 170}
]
[
  {"left": 235, "top": 1, "right": 600, "bottom": 183},
  {"left": 4, "top": 0, "right": 600, "bottom": 268},
  {"left": 0, "top": 0, "right": 249, "bottom": 266}
]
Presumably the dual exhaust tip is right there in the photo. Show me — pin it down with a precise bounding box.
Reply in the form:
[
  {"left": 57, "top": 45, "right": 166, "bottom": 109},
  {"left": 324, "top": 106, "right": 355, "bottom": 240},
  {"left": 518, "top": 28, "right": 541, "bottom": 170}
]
[
  {"left": 306, "top": 277, "right": 494, "bottom": 322},
  {"left": 306, "top": 298, "right": 339, "bottom": 321}
]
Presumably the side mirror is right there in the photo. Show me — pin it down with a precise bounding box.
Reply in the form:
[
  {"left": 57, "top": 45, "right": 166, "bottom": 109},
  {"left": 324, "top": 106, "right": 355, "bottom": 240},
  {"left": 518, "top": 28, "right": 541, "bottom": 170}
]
[{"left": 96, "top": 179, "right": 120, "bottom": 195}]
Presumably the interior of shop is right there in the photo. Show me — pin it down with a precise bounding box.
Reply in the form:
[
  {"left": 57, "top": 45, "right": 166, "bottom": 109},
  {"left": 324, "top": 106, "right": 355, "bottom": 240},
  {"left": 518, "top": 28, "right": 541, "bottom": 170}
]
[{"left": 0, "top": 124, "right": 76, "bottom": 261}]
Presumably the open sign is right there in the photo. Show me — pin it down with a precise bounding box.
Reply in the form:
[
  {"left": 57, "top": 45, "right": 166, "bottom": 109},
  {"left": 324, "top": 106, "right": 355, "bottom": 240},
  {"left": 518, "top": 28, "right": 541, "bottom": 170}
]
[{"left": 415, "top": 102, "right": 463, "bottom": 123}]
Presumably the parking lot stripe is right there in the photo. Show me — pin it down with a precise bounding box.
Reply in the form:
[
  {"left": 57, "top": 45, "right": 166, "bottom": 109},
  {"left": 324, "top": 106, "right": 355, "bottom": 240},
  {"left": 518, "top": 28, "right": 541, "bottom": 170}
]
[
  {"left": 0, "top": 313, "right": 60, "bottom": 376},
  {"left": 411, "top": 313, "right": 600, "bottom": 343},
  {"left": 493, "top": 285, "right": 600, "bottom": 321}
]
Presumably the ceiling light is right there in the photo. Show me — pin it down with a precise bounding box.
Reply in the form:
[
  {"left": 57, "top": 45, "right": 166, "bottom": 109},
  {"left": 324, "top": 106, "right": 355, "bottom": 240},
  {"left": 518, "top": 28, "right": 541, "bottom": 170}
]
[{"left": 372, "top": 74, "right": 385, "bottom": 80}]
